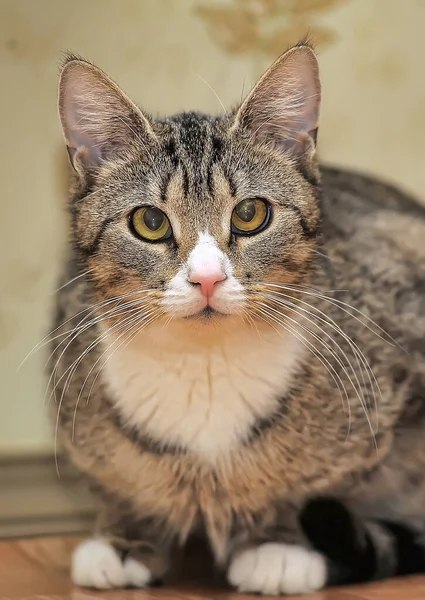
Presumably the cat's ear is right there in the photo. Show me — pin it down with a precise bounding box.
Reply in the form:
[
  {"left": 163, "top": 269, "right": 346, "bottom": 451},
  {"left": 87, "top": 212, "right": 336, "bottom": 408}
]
[
  {"left": 233, "top": 42, "right": 321, "bottom": 159},
  {"left": 58, "top": 56, "right": 155, "bottom": 178}
]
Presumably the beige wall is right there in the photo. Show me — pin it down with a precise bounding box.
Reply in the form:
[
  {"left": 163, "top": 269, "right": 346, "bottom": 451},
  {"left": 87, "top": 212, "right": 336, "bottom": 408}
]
[{"left": 1, "top": 0, "right": 424, "bottom": 454}]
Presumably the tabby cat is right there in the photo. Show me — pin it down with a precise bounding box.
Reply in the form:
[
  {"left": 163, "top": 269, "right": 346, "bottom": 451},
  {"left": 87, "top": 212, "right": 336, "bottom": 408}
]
[{"left": 51, "top": 42, "right": 425, "bottom": 595}]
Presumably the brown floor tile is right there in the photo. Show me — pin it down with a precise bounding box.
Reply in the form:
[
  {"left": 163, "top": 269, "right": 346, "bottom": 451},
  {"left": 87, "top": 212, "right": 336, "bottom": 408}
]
[{"left": 1, "top": 537, "right": 425, "bottom": 600}]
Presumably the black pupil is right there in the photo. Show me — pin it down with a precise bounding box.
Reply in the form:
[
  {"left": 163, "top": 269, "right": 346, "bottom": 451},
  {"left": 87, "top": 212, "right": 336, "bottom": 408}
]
[
  {"left": 143, "top": 207, "right": 164, "bottom": 231},
  {"left": 236, "top": 200, "right": 256, "bottom": 222}
]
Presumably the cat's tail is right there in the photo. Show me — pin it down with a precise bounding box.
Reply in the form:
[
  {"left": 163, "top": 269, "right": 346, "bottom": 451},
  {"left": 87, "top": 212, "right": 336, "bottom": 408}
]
[{"left": 300, "top": 497, "right": 425, "bottom": 586}]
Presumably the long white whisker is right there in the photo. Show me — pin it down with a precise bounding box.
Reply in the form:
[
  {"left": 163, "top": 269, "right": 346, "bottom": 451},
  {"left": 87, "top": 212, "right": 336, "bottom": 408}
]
[
  {"left": 263, "top": 291, "right": 381, "bottom": 430},
  {"left": 268, "top": 301, "right": 376, "bottom": 448},
  {"left": 53, "top": 307, "right": 158, "bottom": 475},
  {"left": 251, "top": 303, "right": 352, "bottom": 435},
  {"left": 48, "top": 304, "right": 151, "bottom": 407},
  {"left": 258, "top": 302, "right": 357, "bottom": 419},
  {"left": 191, "top": 69, "right": 228, "bottom": 117},
  {"left": 44, "top": 295, "right": 156, "bottom": 372},
  {"left": 71, "top": 307, "right": 160, "bottom": 441},
  {"left": 52, "top": 309, "right": 142, "bottom": 476},
  {"left": 53, "top": 269, "right": 93, "bottom": 293},
  {"left": 261, "top": 283, "right": 386, "bottom": 429},
  {"left": 45, "top": 300, "right": 152, "bottom": 403},
  {"left": 83, "top": 309, "right": 162, "bottom": 413},
  {"left": 251, "top": 299, "right": 377, "bottom": 452},
  {"left": 259, "top": 282, "right": 401, "bottom": 350},
  {"left": 18, "top": 287, "right": 159, "bottom": 370}
]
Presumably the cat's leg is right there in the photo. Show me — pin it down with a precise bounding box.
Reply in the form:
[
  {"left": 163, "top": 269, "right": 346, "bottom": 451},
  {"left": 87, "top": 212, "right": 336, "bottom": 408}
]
[
  {"left": 72, "top": 503, "right": 173, "bottom": 589},
  {"left": 301, "top": 497, "right": 425, "bottom": 585},
  {"left": 226, "top": 497, "right": 414, "bottom": 595},
  {"left": 227, "top": 491, "right": 425, "bottom": 596},
  {"left": 227, "top": 509, "right": 328, "bottom": 596}
]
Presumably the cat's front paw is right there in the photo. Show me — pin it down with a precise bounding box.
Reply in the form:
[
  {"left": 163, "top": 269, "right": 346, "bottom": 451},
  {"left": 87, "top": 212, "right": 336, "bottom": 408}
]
[
  {"left": 72, "top": 538, "right": 152, "bottom": 589},
  {"left": 228, "top": 542, "right": 327, "bottom": 596}
]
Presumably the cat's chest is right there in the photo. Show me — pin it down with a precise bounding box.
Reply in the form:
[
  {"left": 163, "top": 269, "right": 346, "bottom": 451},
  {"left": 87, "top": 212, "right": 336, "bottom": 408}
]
[{"left": 102, "top": 322, "right": 303, "bottom": 461}]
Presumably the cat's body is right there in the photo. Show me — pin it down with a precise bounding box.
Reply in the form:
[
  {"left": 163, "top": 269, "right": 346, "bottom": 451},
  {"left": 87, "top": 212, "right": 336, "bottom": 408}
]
[{"left": 51, "top": 44, "right": 425, "bottom": 594}]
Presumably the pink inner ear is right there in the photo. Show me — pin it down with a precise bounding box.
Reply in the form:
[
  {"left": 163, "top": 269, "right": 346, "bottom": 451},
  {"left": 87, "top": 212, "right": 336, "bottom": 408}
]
[
  {"left": 60, "top": 73, "right": 109, "bottom": 168},
  {"left": 65, "top": 109, "right": 103, "bottom": 167},
  {"left": 68, "top": 128, "right": 104, "bottom": 169}
]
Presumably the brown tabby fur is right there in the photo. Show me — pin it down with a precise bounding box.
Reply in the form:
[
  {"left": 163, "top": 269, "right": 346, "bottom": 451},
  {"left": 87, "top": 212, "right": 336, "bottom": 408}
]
[{"left": 51, "top": 42, "right": 425, "bottom": 588}]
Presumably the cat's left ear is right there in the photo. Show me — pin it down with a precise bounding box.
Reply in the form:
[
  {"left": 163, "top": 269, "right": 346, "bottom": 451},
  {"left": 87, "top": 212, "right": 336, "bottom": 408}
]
[{"left": 233, "top": 42, "right": 321, "bottom": 159}]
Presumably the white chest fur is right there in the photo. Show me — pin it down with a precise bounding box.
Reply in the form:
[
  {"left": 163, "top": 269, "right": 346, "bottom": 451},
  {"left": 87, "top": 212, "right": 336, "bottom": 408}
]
[{"left": 102, "top": 319, "right": 303, "bottom": 462}]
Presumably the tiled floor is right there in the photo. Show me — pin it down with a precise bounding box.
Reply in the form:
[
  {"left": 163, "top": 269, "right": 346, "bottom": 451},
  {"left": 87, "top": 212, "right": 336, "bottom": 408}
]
[{"left": 1, "top": 536, "right": 425, "bottom": 600}]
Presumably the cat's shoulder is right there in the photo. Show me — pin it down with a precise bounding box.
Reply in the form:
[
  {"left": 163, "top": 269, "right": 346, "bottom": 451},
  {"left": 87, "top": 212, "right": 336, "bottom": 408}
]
[{"left": 320, "top": 166, "right": 425, "bottom": 218}]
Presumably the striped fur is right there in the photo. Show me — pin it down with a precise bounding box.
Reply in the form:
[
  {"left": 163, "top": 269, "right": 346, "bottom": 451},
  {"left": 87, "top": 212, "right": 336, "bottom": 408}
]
[{"left": 50, "top": 43, "right": 425, "bottom": 593}]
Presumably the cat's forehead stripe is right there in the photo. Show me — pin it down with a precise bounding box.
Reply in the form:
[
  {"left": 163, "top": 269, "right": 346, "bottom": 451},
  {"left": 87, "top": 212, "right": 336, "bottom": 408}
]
[{"left": 161, "top": 113, "right": 227, "bottom": 201}]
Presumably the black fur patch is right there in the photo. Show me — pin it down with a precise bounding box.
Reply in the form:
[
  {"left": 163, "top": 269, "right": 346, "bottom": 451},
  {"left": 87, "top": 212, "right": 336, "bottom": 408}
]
[{"left": 300, "top": 498, "right": 375, "bottom": 585}]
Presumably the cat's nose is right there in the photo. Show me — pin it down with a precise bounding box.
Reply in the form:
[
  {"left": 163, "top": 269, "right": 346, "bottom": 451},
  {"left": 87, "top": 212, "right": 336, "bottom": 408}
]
[{"left": 188, "top": 269, "right": 226, "bottom": 298}]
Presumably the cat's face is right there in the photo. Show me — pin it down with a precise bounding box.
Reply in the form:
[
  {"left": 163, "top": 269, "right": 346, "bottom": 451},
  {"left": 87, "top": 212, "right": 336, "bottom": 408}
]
[{"left": 59, "top": 44, "right": 321, "bottom": 328}]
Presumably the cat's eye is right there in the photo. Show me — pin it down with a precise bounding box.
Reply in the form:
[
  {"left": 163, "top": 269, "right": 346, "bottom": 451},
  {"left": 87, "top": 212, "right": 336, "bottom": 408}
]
[
  {"left": 130, "top": 206, "right": 172, "bottom": 242},
  {"left": 231, "top": 199, "right": 271, "bottom": 235}
]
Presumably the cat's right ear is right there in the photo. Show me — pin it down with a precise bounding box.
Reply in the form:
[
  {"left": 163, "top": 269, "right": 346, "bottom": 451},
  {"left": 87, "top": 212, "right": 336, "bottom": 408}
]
[{"left": 58, "top": 56, "right": 155, "bottom": 180}]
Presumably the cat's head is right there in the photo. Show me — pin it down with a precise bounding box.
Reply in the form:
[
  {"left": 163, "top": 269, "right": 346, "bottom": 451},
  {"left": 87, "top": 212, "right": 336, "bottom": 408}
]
[{"left": 58, "top": 42, "right": 321, "bottom": 330}]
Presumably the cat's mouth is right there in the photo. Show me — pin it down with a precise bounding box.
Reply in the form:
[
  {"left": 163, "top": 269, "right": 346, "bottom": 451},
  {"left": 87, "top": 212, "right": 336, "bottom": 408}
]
[{"left": 184, "top": 306, "right": 223, "bottom": 320}]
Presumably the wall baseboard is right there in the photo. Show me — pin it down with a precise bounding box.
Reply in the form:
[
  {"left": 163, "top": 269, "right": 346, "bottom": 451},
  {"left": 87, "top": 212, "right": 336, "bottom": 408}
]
[{"left": 0, "top": 454, "right": 95, "bottom": 538}]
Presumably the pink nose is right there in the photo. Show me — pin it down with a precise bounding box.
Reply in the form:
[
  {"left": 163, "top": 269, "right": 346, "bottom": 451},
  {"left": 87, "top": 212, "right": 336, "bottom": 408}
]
[{"left": 189, "top": 271, "right": 225, "bottom": 298}]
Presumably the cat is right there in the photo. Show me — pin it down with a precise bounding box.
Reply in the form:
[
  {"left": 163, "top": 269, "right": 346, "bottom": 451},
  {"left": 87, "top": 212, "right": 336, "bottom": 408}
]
[{"left": 50, "top": 40, "right": 425, "bottom": 595}]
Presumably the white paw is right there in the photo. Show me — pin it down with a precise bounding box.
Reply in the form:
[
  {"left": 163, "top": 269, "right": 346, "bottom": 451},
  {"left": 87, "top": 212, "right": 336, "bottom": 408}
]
[
  {"left": 71, "top": 538, "right": 151, "bottom": 589},
  {"left": 228, "top": 543, "right": 327, "bottom": 596},
  {"left": 123, "top": 556, "right": 152, "bottom": 587}
]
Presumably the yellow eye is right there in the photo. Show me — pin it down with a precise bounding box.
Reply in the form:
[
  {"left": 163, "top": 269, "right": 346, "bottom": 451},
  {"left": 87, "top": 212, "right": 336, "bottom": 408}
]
[
  {"left": 231, "top": 199, "right": 270, "bottom": 235},
  {"left": 130, "top": 207, "right": 172, "bottom": 242}
]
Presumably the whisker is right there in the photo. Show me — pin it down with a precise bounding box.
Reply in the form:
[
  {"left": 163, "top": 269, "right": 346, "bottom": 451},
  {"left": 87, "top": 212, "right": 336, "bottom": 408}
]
[
  {"left": 48, "top": 304, "right": 151, "bottom": 407},
  {"left": 18, "top": 287, "right": 159, "bottom": 370},
  {"left": 249, "top": 302, "right": 352, "bottom": 435},
  {"left": 191, "top": 69, "right": 228, "bottom": 117},
  {"left": 242, "top": 308, "right": 263, "bottom": 341},
  {"left": 71, "top": 307, "right": 161, "bottom": 442},
  {"left": 263, "top": 291, "right": 381, "bottom": 430},
  {"left": 53, "top": 307, "right": 157, "bottom": 475},
  {"left": 44, "top": 298, "right": 156, "bottom": 404},
  {"left": 259, "top": 281, "right": 401, "bottom": 350},
  {"left": 250, "top": 298, "right": 377, "bottom": 452},
  {"left": 52, "top": 309, "right": 142, "bottom": 476},
  {"left": 310, "top": 248, "right": 332, "bottom": 262},
  {"left": 83, "top": 308, "right": 163, "bottom": 410},
  {"left": 53, "top": 269, "right": 94, "bottom": 293},
  {"left": 256, "top": 301, "right": 355, "bottom": 401},
  {"left": 44, "top": 295, "right": 156, "bottom": 371}
]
